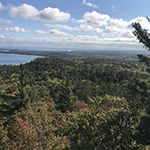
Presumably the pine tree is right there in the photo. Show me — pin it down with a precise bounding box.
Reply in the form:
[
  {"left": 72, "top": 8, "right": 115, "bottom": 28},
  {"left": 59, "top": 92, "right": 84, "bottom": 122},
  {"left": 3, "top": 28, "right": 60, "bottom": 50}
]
[
  {"left": 0, "top": 64, "right": 30, "bottom": 125},
  {"left": 132, "top": 20, "right": 150, "bottom": 70},
  {"left": 17, "top": 64, "right": 31, "bottom": 106},
  {"left": 132, "top": 18, "right": 150, "bottom": 145},
  {"left": 56, "top": 79, "right": 76, "bottom": 113}
]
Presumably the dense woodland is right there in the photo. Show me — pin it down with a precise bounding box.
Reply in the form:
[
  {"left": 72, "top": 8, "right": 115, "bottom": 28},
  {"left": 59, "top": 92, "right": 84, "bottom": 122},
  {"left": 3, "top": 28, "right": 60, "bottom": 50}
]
[
  {"left": 1, "top": 21, "right": 150, "bottom": 149},
  {"left": 0, "top": 52, "right": 150, "bottom": 149}
]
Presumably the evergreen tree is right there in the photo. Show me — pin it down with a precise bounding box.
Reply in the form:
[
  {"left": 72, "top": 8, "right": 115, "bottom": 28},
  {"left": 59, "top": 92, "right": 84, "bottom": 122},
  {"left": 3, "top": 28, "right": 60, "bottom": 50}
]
[
  {"left": 0, "top": 64, "right": 30, "bottom": 125},
  {"left": 17, "top": 64, "right": 31, "bottom": 106},
  {"left": 132, "top": 18, "right": 150, "bottom": 145},
  {"left": 132, "top": 20, "right": 150, "bottom": 70},
  {"left": 56, "top": 78, "right": 76, "bottom": 113}
]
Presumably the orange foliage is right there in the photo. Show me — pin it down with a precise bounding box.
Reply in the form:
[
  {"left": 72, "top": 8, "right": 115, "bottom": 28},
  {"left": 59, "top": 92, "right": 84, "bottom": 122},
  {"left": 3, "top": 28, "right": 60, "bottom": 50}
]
[
  {"left": 5, "top": 98, "right": 70, "bottom": 150},
  {"left": 1, "top": 90, "right": 5, "bottom": 92}
]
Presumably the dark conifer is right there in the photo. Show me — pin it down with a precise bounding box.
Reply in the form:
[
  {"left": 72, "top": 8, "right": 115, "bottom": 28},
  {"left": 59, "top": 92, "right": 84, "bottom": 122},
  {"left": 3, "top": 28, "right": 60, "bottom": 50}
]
[
  {"left": 132, "top": 18, "right": 150, "bottom": 145},
  {"left": 56, "top": 78, "right": 76, "bottom": 113},
  {"left": 132, "top": 21, "right": 150, "bottom": 69}
]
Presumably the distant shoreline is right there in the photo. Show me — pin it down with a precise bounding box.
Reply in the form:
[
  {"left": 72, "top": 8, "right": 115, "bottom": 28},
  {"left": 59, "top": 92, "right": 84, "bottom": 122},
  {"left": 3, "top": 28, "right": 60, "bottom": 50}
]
[
  {"left": 0, "top": 49, "right": 149, "bottom": 60},
  {"left": 0, "top": 51, "right": 44, "bottom": 57},
  {"left": 0, "top": 49, "right": 74, "bottom": 58}
]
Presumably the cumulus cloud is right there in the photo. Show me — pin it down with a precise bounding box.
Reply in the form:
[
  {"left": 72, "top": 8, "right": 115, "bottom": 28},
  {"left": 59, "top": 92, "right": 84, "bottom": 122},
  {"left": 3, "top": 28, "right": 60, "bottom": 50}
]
[
  {"left": 71, "top": 12, "right": 137, "bottom": 38},
  {"left": 119, "top": 30, "right": 134, "bottom": 38},
  {"left": 34, "top": 30, "right": 46, "bottom": 34},
  {"left": 3, "top": 26, "right": 30, "bottom": 33},
  {"left": 72, "top": 12, "right": 150, "bottom": 39},
  {"left": 43, "top": 13, "right": 150, "bottom": 40},
  {"left": 36, "top": 7, "right": 71, "bottom": 22},
  {"left": 101, "top": 17, "right": 150, "bottom": 38},
  {"left": 92, "top": 28, "right": 103, "bottom": 34},
  {"left": 82, "top": 0, "right": 98, "bottom": 8},
  {"left": 9, "top": 3, "right": 70, "bottom": 22},
  {"left": 10, "top": 3, "right": 38, "bottom": 19},
  {"left": 2, "top": 6, "right": 148, "bottom": 50},
  {"left": 82, "top": 11, "right": 110, "bottom": 26},
  {"left": 103, "top": 26, "right": 122, "bottom": 34},
  {"left": 102, "top": 26, "right": 134, "bottom": 38},
  {"left": 71, "top": 11, "right": 110, "bottom": 33},
  {"left": 45, "top": 24, "right": 73, "bottom": 30},
  {"left": 109, "top": 17, "right": 150, "bottom": 30},
  {"left": 75, "top": 24, "right": 94, "bottom": 31},
  {"left": 45, "top": 23, "right": 94, "bottom": 31},
  {"left": 71, "top": 18, "right": 86, "bottom": 24},
  {"left": 48, "top": 29, "right": 69, "bottom": 36},
  {"left": 0, "top": 19, "right": 12, "bottom": 24},
  {"left": 109, "top": 18, "right": 128, "bottom": 28}
]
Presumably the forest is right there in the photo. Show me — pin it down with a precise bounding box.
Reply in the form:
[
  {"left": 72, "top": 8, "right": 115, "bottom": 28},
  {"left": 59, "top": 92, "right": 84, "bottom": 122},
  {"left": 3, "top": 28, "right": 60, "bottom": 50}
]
[
  {"left": 1, "top": 23, "right": 150, "bottom": 149},
  {"left": 0, "top": 52, "right": 150, "bottom": 150}
]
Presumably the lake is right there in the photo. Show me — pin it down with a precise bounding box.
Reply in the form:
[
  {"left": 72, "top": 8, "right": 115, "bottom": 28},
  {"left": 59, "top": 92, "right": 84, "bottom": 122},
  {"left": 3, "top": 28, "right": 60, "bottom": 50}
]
[{"left": 0, "top": 53, "right": 41, "bottom": 65}]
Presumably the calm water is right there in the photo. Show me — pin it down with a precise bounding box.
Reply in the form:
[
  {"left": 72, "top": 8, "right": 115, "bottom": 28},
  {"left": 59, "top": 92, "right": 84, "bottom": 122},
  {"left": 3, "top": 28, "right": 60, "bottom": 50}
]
[{"left": 0, "top": 53, "right": 41, "bottom": 65}]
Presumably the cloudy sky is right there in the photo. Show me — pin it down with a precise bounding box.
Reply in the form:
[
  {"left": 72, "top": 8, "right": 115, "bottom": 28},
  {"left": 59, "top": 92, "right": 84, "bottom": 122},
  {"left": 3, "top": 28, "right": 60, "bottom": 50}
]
[{"left": 0, "top": 0, "right": 150, "bottom": 51}]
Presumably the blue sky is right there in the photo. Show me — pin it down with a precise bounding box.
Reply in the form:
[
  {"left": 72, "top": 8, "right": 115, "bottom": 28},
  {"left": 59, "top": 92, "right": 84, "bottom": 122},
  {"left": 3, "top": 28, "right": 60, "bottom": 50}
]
[{"left": 0, "top": 0, "right": 150, "bottom": 51}]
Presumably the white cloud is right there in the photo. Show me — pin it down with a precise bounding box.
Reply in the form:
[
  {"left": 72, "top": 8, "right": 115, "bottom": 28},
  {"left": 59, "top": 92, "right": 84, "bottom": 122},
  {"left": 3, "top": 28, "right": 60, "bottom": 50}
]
[
  {"left": 0, "top": 35, "right": 5, "bottom": 38},
  {"left": 101, "top": 25, "right": 134, "bottom": 39},
  {"left": 71, "top": 18, "right": 86, "bottom": 24},
  {"left": 119, "top": 30, "right": 134, "bottom": 38},
  {"left": 45, "top": 23, "right": 94, "bottom": 31},
  {"left": 111, "top": 5, "right": 116, "bottom": 11},
  {"left": 44, "top": 12, "right": 138, "bottom": 38},
  {"left": 75, "top": 24, "right": 94, "bottom": 31},
  {"left": 103, "top": 26, "right": 122, "bottom": 34},
  {"left": 9, "top": 3, "right": 39, "bottom": 19},
  {"left": 3, "top": 26, "right": 30, "bottom": 33},
  {"left": 34, "top": 30, "right": 46, "bottom": 34},
  {"left": 9, "top": 3, "right": 70, "bottom": 22},
  {"left": 70, "top": 11, "right": 110, "bottom": 33},
  {"left": 0, "top": 2, "right": 3, "bottom": 11},
  {"left": 72, "top": 13, "right": 149, "bottom": 39},
  {"left": 48, "top": 29, "right": 69, "bottom": 36},
  {"left": 2, "top": 6, "right": 148, "bottom": 50},
  {"left": 45, "top": 24, "right": 73, "bottom": 30},
  {"left": 109, "top": 18, "right": 128, "bottom": 28},
  {"left": 0, "top": 35, "right": 141, "bottom": 51},
  {"left": 82, "top": 0, "right": 98, "bottom": 8},
  {"left": 101, "top": 17, "right": 150, "bottom": 38},
  {"left": 36, "top": 7, "right": 70, "bottom": 22},
  {"left": 77, "top": 19, "right": 86, "bottom": 24},
  {"left": 92, "top": 28, "right": 103, "bottom": 34},
  {"left": 82, "top": 11, "right": 110, "bottom": 26},
  {"left": 0, "top": 19, "right": 12, "bottom": 24}
]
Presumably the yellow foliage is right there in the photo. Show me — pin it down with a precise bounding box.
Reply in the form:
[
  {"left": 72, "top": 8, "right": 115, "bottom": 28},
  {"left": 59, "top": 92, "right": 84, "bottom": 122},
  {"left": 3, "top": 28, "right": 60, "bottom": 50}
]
[{"left": 82, "top": 125, "right": 86, "bottom": 129}]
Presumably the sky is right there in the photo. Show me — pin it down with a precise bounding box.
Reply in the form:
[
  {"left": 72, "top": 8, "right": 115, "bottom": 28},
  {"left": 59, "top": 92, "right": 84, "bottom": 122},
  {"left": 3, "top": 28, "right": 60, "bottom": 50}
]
[{"left": 0, "top": 0, "right": 150, "bottom": 51}]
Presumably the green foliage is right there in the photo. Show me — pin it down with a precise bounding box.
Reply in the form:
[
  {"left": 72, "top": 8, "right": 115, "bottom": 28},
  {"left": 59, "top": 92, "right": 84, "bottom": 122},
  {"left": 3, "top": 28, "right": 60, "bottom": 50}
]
[
  {"left": 132, "top": 22, "right": 150, "bottom": 71},
  {"left": 0, "top": 118, "right": 8, "bottom": 150},
  {"left": 56, "top": 79, "right": 76, "bottom": 113},
  {"left": 132, "top": 19, "right": 150, "bottom": 146},
  {"left": 133, "top": 22, "right": 150, "bottom": 51},
  {"left": 1, "top": 53, "right": 150, "bottom": 149},
  {"left": 66, "top": 95, "right": 143, "bottom": 150}
]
